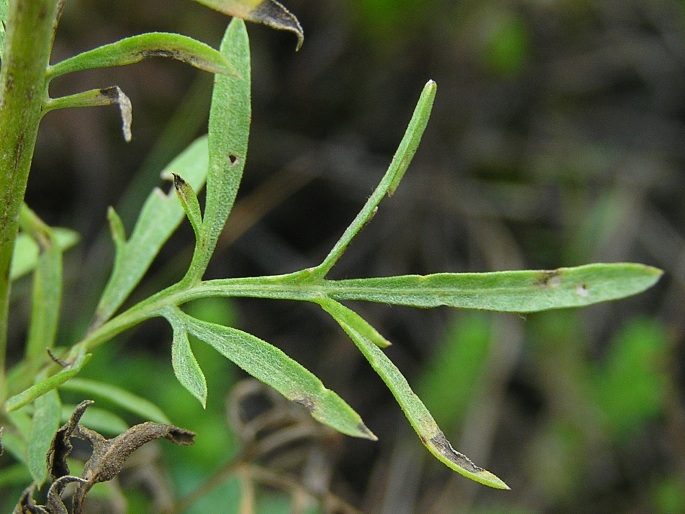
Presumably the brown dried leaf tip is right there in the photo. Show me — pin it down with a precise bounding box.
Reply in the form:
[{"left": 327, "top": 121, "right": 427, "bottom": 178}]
[{"left": 17, "top": 400, "right": 194, "bottom": 514}]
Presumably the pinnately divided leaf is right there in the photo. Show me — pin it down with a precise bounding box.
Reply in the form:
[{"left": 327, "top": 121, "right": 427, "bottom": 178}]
[
  {"left": 161, "top": 306, "right": 376, "bottom": 440},
  {"left": 317, "top": 298, "right": 509, "bottom": 490}
]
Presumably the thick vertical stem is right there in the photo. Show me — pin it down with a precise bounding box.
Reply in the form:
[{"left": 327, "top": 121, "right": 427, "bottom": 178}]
[{"left": 0, "top": 0, "right": 61, "bottom": 399}]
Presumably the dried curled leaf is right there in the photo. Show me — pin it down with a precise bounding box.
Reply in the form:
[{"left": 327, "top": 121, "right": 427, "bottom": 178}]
[
  {"left": 15, "top": 477, "right": 87, "bottom": 514},
  {"left": 43, "top": 86, "right": 132, "bottom": 142},
  {"left": 194, "top": 0, "right": 304, "bottom": 50},
  {"left": 42, "top": 401, "right": 194, "bottom": 513}
]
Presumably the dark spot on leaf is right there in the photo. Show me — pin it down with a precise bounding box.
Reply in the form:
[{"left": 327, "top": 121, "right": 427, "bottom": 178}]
[
  {"left": 535, "top": 269, "right": 562, "bottom": 288},
  {"left": 228, "top": 153, "right": 239, "bottom": 165},
  {"left": 575, "top": 283, "right": 589, "bottom": 297},
  {"left": 430, "top": 431, "right": 484, "bottom": 474},
  {"left": 171, "top": 172, "right": 186, "bottom": 190},
  {"left": 293, "top": 396, "right": 315, "bottom": 413},
  {"left": 98, "top": 87, "right": 118, "bottom": 100},
  {"left": 139, "top": 49, "right": 181, "bottom": 60}
]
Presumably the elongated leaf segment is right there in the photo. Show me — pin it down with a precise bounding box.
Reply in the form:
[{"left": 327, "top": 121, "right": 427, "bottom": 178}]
[
  {"left": 5, "top": 352, "right": 91, "bottom": 413},
  {"left": 47, "top": 32, "right": 236, "bottom": 79},
  {"left": 184, "top": 18, "right": 251, "bottom": 281},
  {"left": 317, "top": 298, "right": 509, "bottom": 489},
  {"left": 161, "top": 306, "right": 376, "bottom": 440},
  {"left": 167, "top": 313, "right": 208, "bottom": 408},
  {"left": 172, "top": 173, "right": 203, "bottom": 240},
  {"left": 193, "top": 0, "right": 303, "bottom": 50},
  {"left": 312, "top": 80, "right": 437, "bottom": 278}
]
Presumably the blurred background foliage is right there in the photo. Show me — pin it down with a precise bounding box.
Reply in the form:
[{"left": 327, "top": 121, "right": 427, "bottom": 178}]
[{"left": 3, "top": 0, "right": 685, "bottom": 512}]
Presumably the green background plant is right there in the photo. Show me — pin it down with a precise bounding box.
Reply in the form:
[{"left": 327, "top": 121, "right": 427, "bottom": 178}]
[{"left": 1, "top": 0, "right": 682, "bottom": 512}]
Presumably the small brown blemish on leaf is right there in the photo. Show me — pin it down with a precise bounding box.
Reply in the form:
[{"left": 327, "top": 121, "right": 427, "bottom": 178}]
[
  {"left": 171, "top": 172, "right": 186, "bottom": 190},
  {"left": 138, "top": 49, "right": 181, "bottom": 60},
  {"left": 430, "top": 432, "right": 484, "bottom": 474},
  {"left": 575, "top": 283, "right": 589, "bottom": 298},
  {"left": 535, "top": 269, "right": 562, "bottom": 288},
  {"left": 293, "top": 397, "right": 315, "bottom": 413},
  {"left": 228, "top": 153, "right": 239, "bottom": 165}
]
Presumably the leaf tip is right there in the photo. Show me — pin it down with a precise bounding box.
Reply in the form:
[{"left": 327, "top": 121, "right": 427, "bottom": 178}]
[
  {"left": 358, "top": 422, "right": 378, "bottom": 441},
  {"left": 427, "top": 431, "right": 509, "bottom": 489}
]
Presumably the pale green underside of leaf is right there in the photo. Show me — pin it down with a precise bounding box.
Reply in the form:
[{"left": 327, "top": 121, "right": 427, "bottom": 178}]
[
  {"left": 317, "top": 298, "right": 509, "bottom": 489},
  {"left": 10, "top": 227, "right": 79, "bottom": 281},
  {"left": 162, "top": 306, "right": 376, "bottom": 440},
  {"left": 94, "top": 137, "right": 209, "bottom": 325},
  {"left": 188, "top": 263, "right": 662, "bottom": 313},
  {"left": 47, "top": 32, "right": 236, "bottom": 79},
  {"left": 58, "top": 377, "right": 171, "bottom": 424}
]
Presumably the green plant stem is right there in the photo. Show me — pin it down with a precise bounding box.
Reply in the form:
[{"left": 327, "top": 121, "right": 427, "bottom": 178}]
[{"left": 0, "top": 0, "right": 61, "bottom": 400}]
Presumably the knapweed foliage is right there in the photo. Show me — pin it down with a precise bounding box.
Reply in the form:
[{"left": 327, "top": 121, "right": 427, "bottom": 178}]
[{"left": 0, "top": 0, "right": 661, "bottom": 511}]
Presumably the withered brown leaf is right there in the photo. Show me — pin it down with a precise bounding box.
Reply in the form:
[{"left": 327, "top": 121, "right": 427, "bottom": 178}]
[{"left": 40, "top": 400, "right": 194, "bottom": 513}]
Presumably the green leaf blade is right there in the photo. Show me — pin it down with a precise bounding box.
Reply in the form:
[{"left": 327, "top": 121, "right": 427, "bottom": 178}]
[
  {"left": 170, "top": 319, "right": 208, "bottom": 408},
  {"left": 5, "top": 352, "right": 91, "bottom": 413},
  {"left": 317, "top": 298, "right": 508, "bottom": 489},
  {"left": 167, "top": 308, "right": 376, "bottom": 440},
  {"left": 188, "top": 18, "right": 251, "bottom": 280},
  {"left": 325, "top": 263, "right": 662, "bottom": 312},
  {"left": 313, "top": 80, "right": 437, "bottom": 277},
  {"left": 47, "top": 32, "right": 236, "bottom": 79},
  {"left": 387, "top": 80, "right": 436, "bottom": 195}
]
